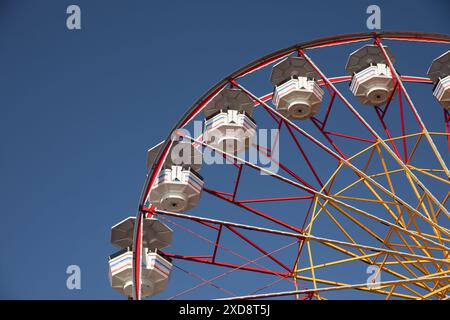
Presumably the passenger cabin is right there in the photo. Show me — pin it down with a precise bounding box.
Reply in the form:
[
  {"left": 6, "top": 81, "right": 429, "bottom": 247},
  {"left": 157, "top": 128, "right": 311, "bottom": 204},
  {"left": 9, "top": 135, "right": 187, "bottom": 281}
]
[
  {"left": 146, "top": 141, "right": 204, "bottom": 213},
  {"left": 270, "top": 56, "right": 324, "bottom": 120},
  {"left": 203, "top": 88, "right": 256, "bottom": 155},
  {"left": 428, "top": 50, "right": 450, "bottom": 110},
  {"left": 345, "top": 45, "right": 396, "bottom": 106}
]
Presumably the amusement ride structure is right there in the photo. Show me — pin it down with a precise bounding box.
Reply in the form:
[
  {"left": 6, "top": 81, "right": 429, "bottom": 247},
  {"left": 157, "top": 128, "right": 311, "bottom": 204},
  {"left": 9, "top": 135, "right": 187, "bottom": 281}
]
[{"left": 108, "top": 32, "right": 450, "bottom": 300}]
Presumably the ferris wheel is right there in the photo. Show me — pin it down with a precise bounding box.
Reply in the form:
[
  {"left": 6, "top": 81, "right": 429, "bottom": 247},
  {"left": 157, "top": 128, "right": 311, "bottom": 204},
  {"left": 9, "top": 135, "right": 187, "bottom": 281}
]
[{"left": 108, "top": 32, "right": 450, "bottom": 300}]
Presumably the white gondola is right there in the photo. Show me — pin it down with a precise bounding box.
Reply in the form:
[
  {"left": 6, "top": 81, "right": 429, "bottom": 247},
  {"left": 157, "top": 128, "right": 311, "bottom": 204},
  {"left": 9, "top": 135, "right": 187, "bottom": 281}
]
[
  {"left": 110, "top": 216, "right": 173, "bottom": 250},
  {"left": 149, "top": 165, "right": 203, "bottom": 212},
  {"left": 346, "top": 45, "right": 396, "bottom": 106},
  {"left": 146, "top": 141, "right": 204, "bottom": 212},
  {"left": 109, "top": 248, "right": 133, "bottom": 297},
  {"left": 204, "top": 109, "right": 256, "bottom": 154},
  {"left": 203, "top": 88, "right": 256, "bottom": 155},
  {"left": 270, "top": 56, "right": 324, "bottom": 120},
  {"left": 428, "top": 50, "right": 450, "bottom": 110},
  {"left": 146, "top": 140, "right": 202, "bottom": 172},
  {"left": 108, "top": 247, "right": 172, "bottom": 299}
]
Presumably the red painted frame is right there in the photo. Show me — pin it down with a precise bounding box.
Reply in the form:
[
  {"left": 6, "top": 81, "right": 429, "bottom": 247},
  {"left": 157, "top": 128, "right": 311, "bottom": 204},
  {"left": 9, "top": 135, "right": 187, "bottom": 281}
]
[{"left": 130, "top": 32, "right": 450, "bottom": 300}]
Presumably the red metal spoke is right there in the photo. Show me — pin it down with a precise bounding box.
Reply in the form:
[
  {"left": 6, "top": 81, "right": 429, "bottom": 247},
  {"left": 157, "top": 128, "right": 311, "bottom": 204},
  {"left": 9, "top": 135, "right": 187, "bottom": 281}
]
[
  {"left": 380, "top": 80, "right": 399, "bottom": 119},
  {"left": 322, "top": 131, "right": 376, "bottom": 144},
  {"left": 170, "top": 264, "right": 236, "bottom": 298},
  {"left": 284, "top": 122, "right": 325, "bottom": 188},
  {"left": 445, "top": 109, "right": 450, "bottom": 152},
  {"left": 198, "top": 220, "right": 221, "bottom": 231},
  {"left": 151, "top": 209, "right": 305, "bottom": 240},
  {"left": 226, "top": 226, "right": 293, "bottom": 273},
  {"left": 205, "top": 189, "right": 234, "bottom": 198},
  {"left": 310, "top": 117, "right": 348, "bottom": 159},
  {"left": 398, "top": 88, "right": 409, "bottom": 162},
  {"left": 270, "top": 120, "right": 283, "bottom": 157},
  {"left": 237, "top": 195, "right": 314, "bottom": 204},
  {"left": 232, "top": 165, "right": 244, "bottom": 201},
  {"left": 212, "top": 225, "right": 223, "bottom": 262},
  {"left": 320, "top": 92, "right": 336, "bottom": 130},
  {"left": 204, "top": 187, "right": 303, "bottom": 233},
  {"left": 374, "top": 106, "right": 404, "bottom": 161},
  {"left": 132, "top": 212, "right": 143, "bottom": 300},
  {"left": 253, "top": 143, "right": 317, "bottom": 191},
  {"left": 163, "top": 254, "right": 290, "bottom": 277}
]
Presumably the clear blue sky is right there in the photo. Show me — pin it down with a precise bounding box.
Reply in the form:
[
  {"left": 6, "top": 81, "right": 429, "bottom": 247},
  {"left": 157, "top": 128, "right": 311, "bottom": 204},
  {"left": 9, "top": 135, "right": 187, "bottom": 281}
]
[{"left": 0, "top": 0, "right": 448, "bottom": 299}]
